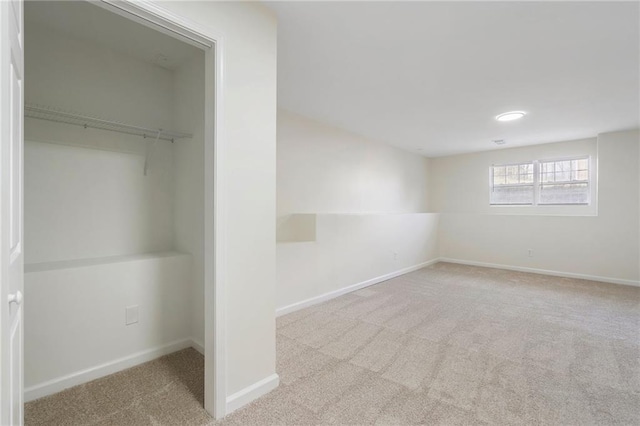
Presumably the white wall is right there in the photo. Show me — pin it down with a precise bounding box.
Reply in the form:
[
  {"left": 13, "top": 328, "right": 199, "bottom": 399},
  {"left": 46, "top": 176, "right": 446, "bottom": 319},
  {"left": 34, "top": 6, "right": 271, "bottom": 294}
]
[
  {"left": 276, "top": 110, "right": 437, "bottom": 312},
  {"left": 429, "top": 137, "right": 598, "bottom": 216},
  {"left": 24, "top": 140, "right": 175, "bottom": 264},
  {"left": 25, "top": 24, "right": 174, "bottom": 135},
  {"left": 277, "top": 213, "right": 439, "bottom": 312},
  {"left": 432, "top": 130, "right": 639, "bottom": 284},
  {"left": 173, "top": 53, "right": 206, "bottom": 347},
  {"left": 24, "top": 253, "right": 192, "bottom": 400},
  {"left": 278, "top": 110, "right": 430, "bottom": 215},
  {"left": 24, "top": 25, "right": 176, "bottom": 264},
  {"left": 162, "top": 1, "right": 278, "bottom": 400}
]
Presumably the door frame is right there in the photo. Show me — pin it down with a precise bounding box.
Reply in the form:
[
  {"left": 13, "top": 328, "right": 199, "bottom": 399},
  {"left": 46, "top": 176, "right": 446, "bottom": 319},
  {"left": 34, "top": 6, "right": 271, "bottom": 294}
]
[{"left": 92, "top": 0, "right": 227, "bottom": 419}]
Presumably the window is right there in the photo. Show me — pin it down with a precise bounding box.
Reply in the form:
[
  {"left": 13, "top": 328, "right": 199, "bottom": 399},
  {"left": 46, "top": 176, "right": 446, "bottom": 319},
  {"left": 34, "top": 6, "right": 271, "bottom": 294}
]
[
  {"left": 490, "top": 162, "right": 534, "bottom": 205},
  {"left": 490, "top": 156, "right": 591, "bottom": 206}
]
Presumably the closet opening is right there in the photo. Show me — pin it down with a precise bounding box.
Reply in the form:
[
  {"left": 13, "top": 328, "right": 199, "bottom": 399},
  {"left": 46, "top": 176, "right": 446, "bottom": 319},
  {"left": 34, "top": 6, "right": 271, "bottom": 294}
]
[{"left": 22, "top": 0, "right": 219, "bottom": 419}]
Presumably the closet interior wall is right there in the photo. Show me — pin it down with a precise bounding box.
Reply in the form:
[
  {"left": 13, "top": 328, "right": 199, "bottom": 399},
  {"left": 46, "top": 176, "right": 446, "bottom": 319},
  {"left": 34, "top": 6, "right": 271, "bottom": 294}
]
[{"left": 23, "top": 6, "right": 205, "bottom": 400}]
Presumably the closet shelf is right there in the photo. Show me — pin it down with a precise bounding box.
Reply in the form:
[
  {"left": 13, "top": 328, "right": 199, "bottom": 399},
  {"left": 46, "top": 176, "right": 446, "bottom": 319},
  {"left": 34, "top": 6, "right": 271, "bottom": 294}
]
[
  {"left": 25, "top": 251, "right": 190, "bottom": 274},
  {"left": 25, "top": 103, "right": 192, "bottom": 143}
]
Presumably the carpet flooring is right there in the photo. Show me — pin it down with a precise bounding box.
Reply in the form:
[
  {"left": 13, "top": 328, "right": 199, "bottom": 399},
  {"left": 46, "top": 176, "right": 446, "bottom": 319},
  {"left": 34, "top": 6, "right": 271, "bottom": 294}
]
[{"left": 25, "top": 263, "right": 640, "bottom": 425}]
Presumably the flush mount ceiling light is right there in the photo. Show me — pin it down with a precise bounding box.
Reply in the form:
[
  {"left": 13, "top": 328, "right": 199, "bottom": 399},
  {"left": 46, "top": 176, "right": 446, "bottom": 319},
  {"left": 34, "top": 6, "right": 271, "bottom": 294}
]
[{"left": 496, "top": 111, "right": 526, "bottom": 122}]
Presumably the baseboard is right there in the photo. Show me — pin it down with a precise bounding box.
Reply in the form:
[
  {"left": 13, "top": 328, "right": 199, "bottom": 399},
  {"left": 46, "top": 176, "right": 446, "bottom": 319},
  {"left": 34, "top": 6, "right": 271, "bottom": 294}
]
[
  {"left": 439, "top": 257, "right": 640, "bottom": 287},
  {"left": 276, "top": 258, "right": 440, "bottom": 317},
  {"left": 190, "top": 338, "right": 205, "bottom": 355},
  {"left": 24, "top": 338, "right": 196, "bottom": 402},
  {"left": 226, "top": 373, "right": 280, "bottom": 414}
]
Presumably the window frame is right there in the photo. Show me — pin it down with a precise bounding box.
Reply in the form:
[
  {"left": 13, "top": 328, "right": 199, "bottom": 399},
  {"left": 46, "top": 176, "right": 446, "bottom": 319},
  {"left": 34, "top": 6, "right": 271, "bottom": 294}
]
[
  {"left": 490, "top": 155, "right": 592, "bottom": 207},
  {"left": 489, "top": 161, "right": 536, "bottom": 206}
]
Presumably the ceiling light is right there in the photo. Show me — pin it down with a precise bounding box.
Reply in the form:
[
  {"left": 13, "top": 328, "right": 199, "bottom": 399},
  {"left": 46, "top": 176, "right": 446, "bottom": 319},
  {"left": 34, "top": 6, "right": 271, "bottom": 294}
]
[{"left": 496, "top": 111, "right": 526, "bottom": 122}]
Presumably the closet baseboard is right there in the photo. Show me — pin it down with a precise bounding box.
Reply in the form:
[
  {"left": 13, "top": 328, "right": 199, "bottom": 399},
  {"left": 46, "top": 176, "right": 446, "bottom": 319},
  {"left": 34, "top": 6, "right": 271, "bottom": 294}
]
[
  {"left": 24, "top": 338, "right": 199, "bottom": 402},
  {"left": 191, "top": 338, "right": 205, "bottom": 355}
]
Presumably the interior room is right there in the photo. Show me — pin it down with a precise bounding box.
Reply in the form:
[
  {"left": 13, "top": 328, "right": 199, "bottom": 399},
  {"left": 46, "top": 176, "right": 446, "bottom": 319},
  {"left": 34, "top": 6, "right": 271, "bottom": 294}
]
[{"left": 0, "top": 0, "right": 637, "bottom": 425}]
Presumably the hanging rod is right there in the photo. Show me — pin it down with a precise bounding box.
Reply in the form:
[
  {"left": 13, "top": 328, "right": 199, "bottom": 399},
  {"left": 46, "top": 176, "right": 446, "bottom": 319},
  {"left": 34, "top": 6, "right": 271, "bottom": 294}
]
[{"left": 25, "top": 103, "right": 192, "bottom": 143}]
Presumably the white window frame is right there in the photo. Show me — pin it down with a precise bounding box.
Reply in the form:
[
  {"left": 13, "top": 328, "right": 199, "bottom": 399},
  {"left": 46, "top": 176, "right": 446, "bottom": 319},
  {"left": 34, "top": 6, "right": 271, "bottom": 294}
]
[
  {"left": 489, "top": 161, "right": 535, "bottom": 205},
  {"left": 537, "top": 155, "right": 591, "bottom": 206},
  {"left": 490, "top": 155, "right": 592, "bottom": 207}
]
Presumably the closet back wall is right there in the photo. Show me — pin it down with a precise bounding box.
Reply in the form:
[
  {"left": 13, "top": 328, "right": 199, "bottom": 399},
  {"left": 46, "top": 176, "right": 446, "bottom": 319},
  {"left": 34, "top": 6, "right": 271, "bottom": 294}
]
[{"left": 25, "top": 24, "right": 175, "bottom": 264}]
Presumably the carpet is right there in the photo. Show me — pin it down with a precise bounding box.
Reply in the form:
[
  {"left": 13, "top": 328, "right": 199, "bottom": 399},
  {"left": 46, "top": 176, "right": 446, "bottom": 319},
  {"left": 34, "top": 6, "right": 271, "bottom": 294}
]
[{"left": 25, "top": 262, "right": 640, "bottom": 425}]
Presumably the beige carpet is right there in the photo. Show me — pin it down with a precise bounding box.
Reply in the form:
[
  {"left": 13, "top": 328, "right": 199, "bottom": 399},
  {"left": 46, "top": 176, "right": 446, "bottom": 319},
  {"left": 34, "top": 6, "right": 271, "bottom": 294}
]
[{"left": 26, "top": 263, "right": 640, "bottom": 425}]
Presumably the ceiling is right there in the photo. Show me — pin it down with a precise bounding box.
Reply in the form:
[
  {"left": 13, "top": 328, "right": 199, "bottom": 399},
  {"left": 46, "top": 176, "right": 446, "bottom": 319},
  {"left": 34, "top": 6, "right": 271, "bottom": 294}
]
[
  {"left": 267, "top": 1, "right": 639, "bottom": 157},
  {"left": 25, "top": 1, "right": 200, "bottom": 71}
]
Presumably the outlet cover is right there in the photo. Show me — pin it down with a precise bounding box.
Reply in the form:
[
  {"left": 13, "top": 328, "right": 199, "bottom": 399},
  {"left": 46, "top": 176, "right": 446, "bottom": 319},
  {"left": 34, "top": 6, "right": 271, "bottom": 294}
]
[{"left": 126, "top": 305, "right": 139, "bottom": 325}]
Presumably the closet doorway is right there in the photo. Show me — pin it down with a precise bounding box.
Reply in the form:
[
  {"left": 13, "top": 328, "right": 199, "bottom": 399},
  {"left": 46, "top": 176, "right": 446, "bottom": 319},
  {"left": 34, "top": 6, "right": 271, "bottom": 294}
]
[{"left": 21, "top": 0, "right": 222, "bottom": 420}]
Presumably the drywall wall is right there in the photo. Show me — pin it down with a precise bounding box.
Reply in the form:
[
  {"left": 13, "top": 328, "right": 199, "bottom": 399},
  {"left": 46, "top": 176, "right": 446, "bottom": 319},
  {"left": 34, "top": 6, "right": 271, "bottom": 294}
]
[
  {"left": 173, "top": 53, "right": 206, "bottom": 347},
  {"left": 24, "top": 140, "right": 175, "bottom": 264},
  {"left": 161, "top": 0, "right": 279, "bottom": 402},
  {"left": 24, "top": 23, "right": 173, "bottom": 131},
  {"left": 24, "top": 24, "right": 176, "bottom": 264},
  {"left": 277, "top": 213, "right": 439, "bottom": 312},
  {"left": 276, "top": 110, "right": 437, "bottom": 312},
  {"left": 24, "top": 253, "right": 192, "bottom": 399},
  {"left": 432, "top": 130, "right": 639, "bottom": 284},
  {"left": 429, "top": 137, "right": 598, "bottom": 216},
  {"left": 278, "top": 110, "right": 430, "bottom": 215}
]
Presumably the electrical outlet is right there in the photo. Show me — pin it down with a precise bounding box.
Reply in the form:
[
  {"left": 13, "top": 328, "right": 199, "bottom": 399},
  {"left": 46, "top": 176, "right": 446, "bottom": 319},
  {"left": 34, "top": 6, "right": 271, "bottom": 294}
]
[
  {"left": 126, "top": 305, "right": 139, "bottom": 325},
  {"left": 527, "top": 249, "right": 534, "bottom": 258},
  {"left": 393, "top": 251, "right": 398, "bottom": 260}
]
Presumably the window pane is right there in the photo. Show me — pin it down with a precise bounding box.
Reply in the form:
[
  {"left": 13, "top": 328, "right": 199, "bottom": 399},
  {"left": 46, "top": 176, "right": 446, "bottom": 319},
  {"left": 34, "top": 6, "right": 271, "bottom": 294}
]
[
  {"left": 540, "top": 158, "right": 589, "bottom": 183},
  {"left": 576, "top": 159, "right": 588, "bottom": 170},
  {"left": 492, "top": 166, "right": 505, "bottom": 185},
  {"left": 556, "top": 160, "right": 571, "bottom": 182},
  {"left": 506, "top": 165, "right": 519, "bottom": 184},
  {"left": 490, "top": 162, "right": 535, "bottom": 205},
  {"left": 539, "top": 183, "right": 589, "bottom": 204},
  {"left": 575, "top": 170, "right": 588, "bottom": 181},
  {"left": 491, "top": 185, "right": 534, "bottom": 205}
]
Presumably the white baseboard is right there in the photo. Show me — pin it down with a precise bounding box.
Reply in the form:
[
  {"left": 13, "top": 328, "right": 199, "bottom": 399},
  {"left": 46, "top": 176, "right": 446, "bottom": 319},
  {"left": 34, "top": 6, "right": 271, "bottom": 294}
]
[
  {"left": 25, "top": 338, "right": 198, "bottom": 402},
  {"left": 276, "top": 258, "right": 440, "bottom": 317},
  {"left": 226, "top": 373, "right": 280, "bottom": 414},
  {"left": 439, "top": 257, "right": 640, "bottom": 287},
  {"left": 190, "top": 338, "right": 205, "bottom": 355}
]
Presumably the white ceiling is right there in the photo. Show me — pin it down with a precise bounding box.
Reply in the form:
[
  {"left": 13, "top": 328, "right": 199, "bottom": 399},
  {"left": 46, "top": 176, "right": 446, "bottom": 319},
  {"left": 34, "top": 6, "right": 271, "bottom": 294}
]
[
  {"left": 25, "top": 1, "right": 200, "bottom": 71},
  {"left": 267, "top": 1, "right": 640, "bottom": 157}
]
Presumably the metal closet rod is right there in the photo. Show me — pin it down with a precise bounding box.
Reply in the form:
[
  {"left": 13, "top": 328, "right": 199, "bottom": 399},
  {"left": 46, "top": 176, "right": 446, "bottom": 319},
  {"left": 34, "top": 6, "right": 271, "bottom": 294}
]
[{"left": 24, "top": 104, "right": 192, "bottom": 143}]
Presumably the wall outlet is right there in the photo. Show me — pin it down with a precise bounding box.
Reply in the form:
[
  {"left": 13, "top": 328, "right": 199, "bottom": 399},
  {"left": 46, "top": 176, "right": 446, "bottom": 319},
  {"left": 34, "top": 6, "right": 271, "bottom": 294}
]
[
  {"left": 393, "top": 251, "right": 398, "bottom": 260},
  {"left": 125, "top": 305, "right": 139, "bottom": 325},
  {"left": 527, "top": 249, "right": 534, "bottom": 257}
]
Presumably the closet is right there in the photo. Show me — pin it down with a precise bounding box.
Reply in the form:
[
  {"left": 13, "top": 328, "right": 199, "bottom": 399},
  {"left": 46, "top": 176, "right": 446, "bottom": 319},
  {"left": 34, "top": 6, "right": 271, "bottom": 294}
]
[{"left": 23, "top": 1, "right": 206, "bottom": 401}]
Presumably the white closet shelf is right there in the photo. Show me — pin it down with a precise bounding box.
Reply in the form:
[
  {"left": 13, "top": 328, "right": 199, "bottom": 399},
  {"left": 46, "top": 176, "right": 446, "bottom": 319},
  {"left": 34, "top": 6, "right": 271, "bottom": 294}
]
[
  {"left": 25, "top": 251, "right": 190, "bottom": 273},
  {"left": 25, "top": 104, "right": 192, "bottom": 143}
]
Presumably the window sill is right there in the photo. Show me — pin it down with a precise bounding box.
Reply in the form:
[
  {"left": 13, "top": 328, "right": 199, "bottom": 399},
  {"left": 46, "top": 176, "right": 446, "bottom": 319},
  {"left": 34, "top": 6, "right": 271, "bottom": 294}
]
[{"left": 487, "top": 204, "right": 597, "bottom": 217}]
